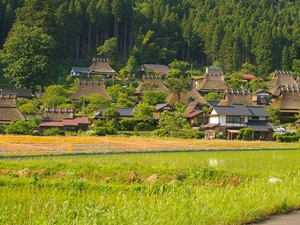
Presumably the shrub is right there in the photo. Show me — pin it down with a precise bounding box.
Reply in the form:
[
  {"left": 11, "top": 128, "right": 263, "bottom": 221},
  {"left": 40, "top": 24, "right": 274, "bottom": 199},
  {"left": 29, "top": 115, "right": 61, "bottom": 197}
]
[
  {"left": 275, "top": 134, "right": 299, "bottom": 142},
  {"left": 94, "top": 126, "right": 117, "bottom": 136},
  {"left": 152, "top": 129, "right": 170, "bottom": 137},
  {"left": 5, "top": 120, "right": 38, "bottom": 135},
  {"left": 0, "top": 125, "right": 6, "bottom": 134},
  {"left": 43, "top": 128, "right": 65, "bottom": 136},
  {"left": 216, "top": 133, "right": 226, "bottom": 139},
  {"left": 119, "top": 118, "right": 136, "bottom": 131}
]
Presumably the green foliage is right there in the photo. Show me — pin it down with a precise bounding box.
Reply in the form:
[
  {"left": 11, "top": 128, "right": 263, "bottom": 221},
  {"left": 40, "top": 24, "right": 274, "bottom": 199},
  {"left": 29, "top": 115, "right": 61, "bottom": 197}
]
[
  {"left": 102, "top": 108, "right": 120, "bottom": 120},
  {"left": 133, "top": 103, "right": 155, "bottom": 121},
  {"left": 237, "top": 127, "right": 253, "bottom": 140},
  {"left": 5, "top": 119, "right": 39, "bottom": 135},
  {"left": 167, "top": 69, "right": 182, "bottom": 78},
  {"left": 94, "top": 126, "right": 117, "bottom": 136},
  {"left": 42, "top": 85, "right": 71, "bottom": 108},
  {"left": 267, "top": 107, "right": 281, "bottom": 125},
  {"left": 0, "top": 125, "right": 6, "bottom": 134},
  {"left": 152, "top": 128, "right": 170, "bottom": 137},
  {"left": 165, "top": 76, "right": 191, "bottom": 102},
  {"left": 97, "top": 37, "right": 118, "bottom": 69},
  {"left": 204, "top": 90, "right": 222, "bottom": 101},
  {"left": 142, "top": 90, "right": 167, "bottom": 105},
  {"left": 159, "top": 111, "right": 189, "bottom": 135},
  {"left": 275, "top": 133, "right": 299, "bottom": 142},
  {"left": 119, "top": 118, "right": 137, "bottom": 131},
  {"left": 43, "top": 127, "right": 65, "bottom": 136},
  {"left": 168, "top": 60, "right": 190, "bottom": 75},
  {"left": 84, "top": 93, "right": 112, "bottom": 116}
]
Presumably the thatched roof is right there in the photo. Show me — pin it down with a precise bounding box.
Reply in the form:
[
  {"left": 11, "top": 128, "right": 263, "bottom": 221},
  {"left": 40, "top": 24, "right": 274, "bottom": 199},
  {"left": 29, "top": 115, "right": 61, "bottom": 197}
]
[
  {"left": 43, "top": 108, "right": 74, "bottom": 122},
  {"left": 136, "top": 76, "right": 169, "bottom": 94},
  {"left": 0, "top": 94, "right": 26, "bottom": 124},
  {"left": 196, "top": 73, "right": 227, "bottom": 93},
  {"left": 89, "top": 58, "right": 116, "bottom": 75},
  {"left": 70, "top": 79, "right": 112, "bottom": 100},
  {"left": 267, "top": 70, "right": 296, "bottom": 89},
  {"left": 166, "top": 88, "right": 209, "bottom": 105},
  {"left": 219, "top": 89, "right": 256, "bottom": 106},
  {"left": 271, "top": 87, "right": 300, "bottom": 111}
]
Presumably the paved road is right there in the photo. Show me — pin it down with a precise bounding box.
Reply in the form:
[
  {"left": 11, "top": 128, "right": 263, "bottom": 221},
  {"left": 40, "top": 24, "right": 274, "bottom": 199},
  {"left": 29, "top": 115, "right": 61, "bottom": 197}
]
[{"left": 253, "top": 210, "right": 300, "bottom": 225}]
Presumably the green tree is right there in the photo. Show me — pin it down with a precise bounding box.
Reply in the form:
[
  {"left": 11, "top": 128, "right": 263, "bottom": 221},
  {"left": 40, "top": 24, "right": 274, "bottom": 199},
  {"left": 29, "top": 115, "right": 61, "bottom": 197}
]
[
  {"left": 267, "top": 107, "right": 281, "bottom": 125},
  {"left": 142, "top": 90, "right": 167, "bottom": 105},
  {"left": 42, "top": 85, "right": 71, "bottom": 108},
  {"left": 204, "top": 90, "right": 222, "bottom": 101},
  {"left": 237, "top": 127, "right": 253, "bottom": 140},
  {"left": 168, "top": 60, "right": 190, "bottom": 75},
  {"left": 1, "top": 24, "right": 57, "bottom": 90},
  {"left": 97, "top": 37, "right": 118, "bottom": 69},
  {"left": 85, "top": 93, "right": 112, "bottom": 116},
  {"left": 133, "top": 103, "right": 155, "bottom": 121},
  {"left": 103, "top": 108, "right": 120, "bottom": 120},
  {"left": 158, "top": 111, "right": 189, "bottom": 136},
  {"left": 165, "top": 76, "right": 191, "bottom": 102}
]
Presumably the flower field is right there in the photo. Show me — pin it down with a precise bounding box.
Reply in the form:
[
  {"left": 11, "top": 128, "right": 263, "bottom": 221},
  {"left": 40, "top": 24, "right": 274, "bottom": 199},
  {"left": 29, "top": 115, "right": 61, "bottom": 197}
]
[{"left": 0, "top": 135, "right": 297, "bottom": 155}]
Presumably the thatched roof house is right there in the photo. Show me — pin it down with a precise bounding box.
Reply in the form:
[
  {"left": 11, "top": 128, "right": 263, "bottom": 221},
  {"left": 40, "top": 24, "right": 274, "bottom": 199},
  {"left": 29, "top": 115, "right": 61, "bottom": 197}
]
[
  {"left": 219, "top": 89, "right": 256, "bottom": 106},
  {"left": 166, "top": 87, "right": 209, "bottom": 105},
  {"left": 267, "top": 70, "right": 296, "bottom": 90},
  {"left": 196, "top": 70, "right": 227, "bottom": 95},
  {"left": 271, "top": 85, "right": 300, "bottom": 116},
  {"left": 0, "top": 94, "right": 26, "bottom": 124},
  {"left": 89, "top": 58, "right": 116, "bottom": 77},
  {"left": 42, "top": 108, "right": 74, "bottom": 122},
  {"left": 135, "top": 75, "right": 169, "bottom": 96},
  {"left": 70, "top": 79, "right": 112, "bottom": 100}
]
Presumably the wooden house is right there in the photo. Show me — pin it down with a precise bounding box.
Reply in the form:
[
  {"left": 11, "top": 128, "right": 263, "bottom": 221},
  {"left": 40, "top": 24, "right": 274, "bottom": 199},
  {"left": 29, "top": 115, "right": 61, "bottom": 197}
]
[
  {"left": 185, "top": 101, "right": 209, "bottom": 128},
  {"left": 70, "top": 79, "right": 112, "bottom": 101},
  {"left": 270, "top": 85, "right": 300, "bottom": 123},
  {"left": 0, "top": 94, "right": 26, "bottom": 124},
  {"left": 39, "top": 108, "right": 90, "bottom": 132},
  {"left": 0, "top": 88, "right": 34, "bottom": 99},
  {"left": 202, "top": 104, "right": 273, "bottom": 140}
]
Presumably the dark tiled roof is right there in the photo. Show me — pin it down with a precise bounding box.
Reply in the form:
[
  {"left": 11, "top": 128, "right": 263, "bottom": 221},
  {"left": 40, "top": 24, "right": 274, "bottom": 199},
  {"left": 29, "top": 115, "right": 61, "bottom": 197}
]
[
  {"left": 93, "top": 108, "right": 135, "bottom": 119},
  {"left": 247, "top": 106, "right": 269, "bottom": 117},
  {"left": 155, "top": 104, "right": 174, "bottom": 111},
  {"left": 1, "top": 88, "right": 34, "bottom": 98},
  {"left": 70, "top": 79, "right": 112, "bottom": 100},
  {"left": 246, "top": 120, "right": 273, "bottom": 132},
  {"left": 213, "top": 104, "right": 252, "bottom": 116},
  {"left": 142, "top": 64, "right": 169, "bottom": 75}
]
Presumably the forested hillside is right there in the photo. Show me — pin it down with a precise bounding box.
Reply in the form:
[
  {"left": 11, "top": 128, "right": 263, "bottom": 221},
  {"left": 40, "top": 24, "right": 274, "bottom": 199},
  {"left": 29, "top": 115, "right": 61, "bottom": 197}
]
[{"left": 1, "top": 0, "right": 300, "bottom": 85}]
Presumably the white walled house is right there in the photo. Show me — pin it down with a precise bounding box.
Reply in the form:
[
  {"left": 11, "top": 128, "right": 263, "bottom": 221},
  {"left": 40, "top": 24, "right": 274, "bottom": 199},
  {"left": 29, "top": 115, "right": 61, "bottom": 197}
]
[{"left": 202, "top": 104, "right": 274, "bottom": 140}]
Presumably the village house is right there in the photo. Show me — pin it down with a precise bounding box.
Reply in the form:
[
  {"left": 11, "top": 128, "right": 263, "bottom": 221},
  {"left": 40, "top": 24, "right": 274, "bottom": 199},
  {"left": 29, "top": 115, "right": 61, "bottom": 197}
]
[
  {"left": 135, "top": 75, "right": 169, "bottom": 98},
  {"left": 70, "top": 79, "right": 112, "bottom": 101},
  {"left": 139, "top": 64, "right": 169, "bottom": 76},
  {"left": 196, "top": 66, "right": 227, "bottom": 96},
  {"left": 0, "top": 88, "right": 35, "bottom": 99},
  {"left": 39, "top": 108, "right": 90, "bottom": 132},
  {"left": 70, "top": 58, "right": 116, "bottom": 79},
  {"left": 185, "top": 101, "right": 209, "bottom": 128},
  {"left": 0, "top": 94, "right": 26, "bottom": 124},
  {"left": 202, "top": 104, "right": 274, "bottom": 140}
]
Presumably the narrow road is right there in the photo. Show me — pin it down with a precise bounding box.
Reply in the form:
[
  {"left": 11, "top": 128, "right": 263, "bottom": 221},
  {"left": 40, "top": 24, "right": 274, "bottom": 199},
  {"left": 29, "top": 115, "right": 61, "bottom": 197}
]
[{"left": 253, "top": 210, "right": 300, "bottom": 225}]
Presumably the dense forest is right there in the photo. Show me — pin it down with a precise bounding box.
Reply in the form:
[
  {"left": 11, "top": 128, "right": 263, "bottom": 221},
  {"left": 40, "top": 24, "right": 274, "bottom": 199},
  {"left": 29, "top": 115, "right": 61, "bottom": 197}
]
[{"left": 1, "top": 0, "right": 300, "bottom": 88}]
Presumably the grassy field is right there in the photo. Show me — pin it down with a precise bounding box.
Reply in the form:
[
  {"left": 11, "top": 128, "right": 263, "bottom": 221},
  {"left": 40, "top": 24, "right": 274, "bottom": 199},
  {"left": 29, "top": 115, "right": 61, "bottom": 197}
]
[{"left": 1, "top": 148, "right": 300, "bottom": 224}]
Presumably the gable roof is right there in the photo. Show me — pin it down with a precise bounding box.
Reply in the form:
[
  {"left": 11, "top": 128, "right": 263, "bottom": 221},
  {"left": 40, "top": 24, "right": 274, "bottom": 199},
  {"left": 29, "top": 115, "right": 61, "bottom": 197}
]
[
  {"left": 219, "top": 89, "right": 256, "bottom": 106},
  {"left": 89, "top": 58, "right": 116, "bottom": 75},
  {"left": 141, "top": 64, "right": 169, "bottom": 75},
  {"left": 196, "top": 73, "right": 227, "bottom": 92},
  {"left": 39, "top": 116, "right": 90, "bottom": 127},
  {"left": 70, "top": 79, "right": 112, "bottom": 100},
  {"left": 246, "top": 120, "right": 274, "bottom": 131},
  {"left": 1, "top": 88, "right": 34, "bottom": 98},
  {"left": 155, "top": 103, "right": 174, "bottom": 111},
  {"left": 0, "top": 94, "right": 26, "bottom": 124},
  {"left": 205, "top": 66, "right": 223, "bottom": 75},
  {"left": 166, "top": 88, "right": 209, "bottom": 105},
  {"left": 135, "top": 76, "right": 169, "bottom": 94},
  {"left": 213, "top": 104, "right": 252, "bottom": 116},
  {"left": 267, "top": 70, "right": 296, "bottom": 88}
]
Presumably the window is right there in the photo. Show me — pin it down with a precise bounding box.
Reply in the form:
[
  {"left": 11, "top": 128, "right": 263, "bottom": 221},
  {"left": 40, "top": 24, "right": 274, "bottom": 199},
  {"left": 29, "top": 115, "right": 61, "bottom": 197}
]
[{"left": 226, "top": 115, "right": 243, "bottom": 123}]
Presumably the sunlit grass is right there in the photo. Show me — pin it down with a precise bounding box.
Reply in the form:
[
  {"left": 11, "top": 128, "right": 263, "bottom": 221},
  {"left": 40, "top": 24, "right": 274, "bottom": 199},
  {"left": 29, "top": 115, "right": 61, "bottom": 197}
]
[{"left": 1, "top": 150, "right": 300, "bottom": 224}]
